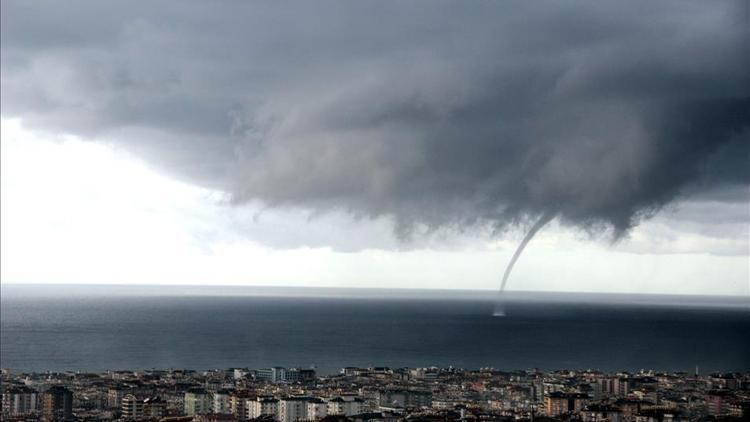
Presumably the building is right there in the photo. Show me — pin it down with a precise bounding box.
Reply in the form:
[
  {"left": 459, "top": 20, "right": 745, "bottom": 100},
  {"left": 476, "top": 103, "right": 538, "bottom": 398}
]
[
  {"left": 107, "top": 388, "right": 126, "bottom": 410},
  {"left": 298, "top": 369, "right": 317, "bottom": 383},
  {"left": 144, "top": 397, "right": 167, "bottom": 418},
  {"left": 710, "top": 374, "right": 740, "bottom": 390},
  {"left": 595, "top": 377, "right": 630, "bottom": 399},
  {"left": 230, "top": 391, "right": 253, "bottom": 420},
  {"left": 376, "top": 389, "right": 432, "bottom": 409},
  {"left": 255, "top": 367, "right": 316, "bottom": 384},
  {"left": 247, "top": 397, "right": 279, "bottom": 419},
  {"left": 42, "top": 386, "right": 73, "bottom": 422},
  {"left": 581, "top": 404, "right": 623, "bottom": 422},
  {"left": 184, "top": 388, "right": 212, "bottom": 416},
  {"left": 213, "top": 389, "right": 232, "bottom": 414},
  {"left": 544, "top": 392, "right": 589, "bottom": 416},
  {"left": 614, "top": 378, "right": 630, "bottom": 398},
  {"left": 306, "top": 398, "right": 328, "bottom": 420},
  {"left": 341, "top": 367, "right": 366, "bottom": 376},
  {"left": 232, "top": 368, "right": 249, "bottom": 380},
  {"left": 327, "top": 396, "right": 365, "bottom": 416},
  {"left": 256, "top": 367, "right": 287, "bottom": 383},
  {"left": 706, "top": 390, "right": 731, "bottom": 416},
  {"left": 409, "top": 367, "right": 438, "bottom": 382},
  {"left": 278, "top": 397, "right": 314, "bottom": 422},
  {"left": 122, "top": 394, "right": 145, "bottom": 419},
  {"left": 194, "top": 414, "right": 237, "bottom": 422},
  {"left": 2, "top": 386, "right": 39, "bottom": 416},
  {"left": 2, "top": 387, "right": 39, "bottom": 416},
  {"left": 120, "top": 394, "right": 166, "bottom": 419},
  {"left": 634, "top": 409, "right": 682, "bottom": 422}
]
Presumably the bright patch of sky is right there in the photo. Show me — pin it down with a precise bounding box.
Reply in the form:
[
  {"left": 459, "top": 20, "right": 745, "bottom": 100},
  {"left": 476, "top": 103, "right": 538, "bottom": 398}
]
[{"left": 2, "top": 118, "right": 747, "bottom": 295}]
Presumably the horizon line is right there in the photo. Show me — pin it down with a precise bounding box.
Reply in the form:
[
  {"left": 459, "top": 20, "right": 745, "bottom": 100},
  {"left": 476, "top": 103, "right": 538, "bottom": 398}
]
[{"left": 2, "top": 282, "right": 749, "bottom": 310}]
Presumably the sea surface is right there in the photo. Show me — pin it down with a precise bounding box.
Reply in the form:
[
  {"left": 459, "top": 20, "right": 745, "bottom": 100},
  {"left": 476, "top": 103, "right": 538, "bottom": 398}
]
[{"left": 1, "top": 284, "right": 749, "bottom": 374}]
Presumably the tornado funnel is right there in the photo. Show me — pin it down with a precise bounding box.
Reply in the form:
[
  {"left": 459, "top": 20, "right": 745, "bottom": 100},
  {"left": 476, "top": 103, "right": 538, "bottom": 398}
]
[{"left": 493, "top": 212, "right": 555, "bottom": 316}]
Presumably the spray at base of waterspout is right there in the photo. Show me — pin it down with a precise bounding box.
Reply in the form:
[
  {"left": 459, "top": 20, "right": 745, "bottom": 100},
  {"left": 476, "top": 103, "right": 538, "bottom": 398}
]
[{"left": 492, "top": 305, "right": 507, "bottom": 317}]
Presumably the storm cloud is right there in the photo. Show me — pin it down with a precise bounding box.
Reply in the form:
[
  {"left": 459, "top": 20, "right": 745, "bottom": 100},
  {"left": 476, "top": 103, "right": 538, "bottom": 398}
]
[{"left": 2, "top": 0, "right": 748, "bottom": 239}]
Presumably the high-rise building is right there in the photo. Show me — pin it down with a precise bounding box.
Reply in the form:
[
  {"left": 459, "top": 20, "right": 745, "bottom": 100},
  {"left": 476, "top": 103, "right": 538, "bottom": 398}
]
[
  {"left": 247, "top": 397, "right": 279, "bottom": 419},
  {"left": 232, "top": 368, "right": 249, "bottom": 381},
  {"left": 121, "top": 394, "right": 145, "bottom": 420},
  {"left": 184, "top": 388, "right": 211, "bottom": 416},
  {"left": 278, "top": 397, "right": 312, "bottom": 422},
  {"left": 2, "top": 386, "right": 39, "bottom": 417},
  {"left": 143, "top": 397, "right": 166, "bottom": 419},
  {"left": 107, "top": 388, "right": 126, "bottom": 410},
  {"left": 326, "top": 397, "right": 365, "bottom": 416},
  {"left": 376, "top": 389, "right": 432, "bottom": 409},
  {"left": 706, "top": 390, "right": 731, "bottom": 416},
  {"left": 581, "top": 404, "right": 624, "bottom": 422},
  {"left": 230, "top": 391, "right": 253, "bottom": 421},
  {"left": 614, "top": 378, "right": 630, "bottom": 397},
  {"left": 213, "top": 389, "right": 232, "bottom": 414},
  {"left": 409, "top": 367, "right": 438, "bottom": 382},
  {"left": 544, "top": 392, "right": 589, "bottom": 416},
  {"left": 297, "top": 369, "right": 316, "bottom": 383},
  {"left": 42, "top": 386, "right": 73, "bottom": 422},
  {"left": 256, "top": 367, "right": 287, "bottom": 383},
  {"left": 255, "top": 367, "right": 316, "bottom": 384},
  {"left": 306, "top": 398, "right": 328, "bottom": 420}
]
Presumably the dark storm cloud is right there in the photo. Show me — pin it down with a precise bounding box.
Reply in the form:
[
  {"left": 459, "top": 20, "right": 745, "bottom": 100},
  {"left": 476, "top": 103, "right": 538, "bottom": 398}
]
[{"left": 2, "top": 0, "right": 748, "bottom": 237}]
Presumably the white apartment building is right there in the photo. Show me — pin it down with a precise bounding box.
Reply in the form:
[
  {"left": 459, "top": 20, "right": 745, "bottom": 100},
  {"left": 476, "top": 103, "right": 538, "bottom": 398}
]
[
  {"left": 278, "top": 397, "right": 313, "bottom": 422},
  {"left": 184, "top": 389, "right": 211, "bottom": 416},
  {"left": 121, "top": 394, "right": 145, "bottom": 420},
  {"left": 213, "top": 390, "right": 232, "bottom": 414},
  {"left": 306, "top": 399, "right": 328, "bottom": 420},
  {"left": 1, "top": 387, "right": 39, "bottom": 416},
  {"left": 247, "top": 397, "right": 279, "bottom": 419},
  {"left": 231, "top": 394, "right": 250, "bottom": 420},
  {"left": 107, "top": 388, "right": 125, "bottom": 410},
  {"left": 326, "top": 397, "right": 365, "bottom": 416}
]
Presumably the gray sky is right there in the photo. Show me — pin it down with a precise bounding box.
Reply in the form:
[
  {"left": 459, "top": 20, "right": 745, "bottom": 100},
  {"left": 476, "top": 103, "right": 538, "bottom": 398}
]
[{"left": 1, "top": 0, "right": 748, "bottom": 294}]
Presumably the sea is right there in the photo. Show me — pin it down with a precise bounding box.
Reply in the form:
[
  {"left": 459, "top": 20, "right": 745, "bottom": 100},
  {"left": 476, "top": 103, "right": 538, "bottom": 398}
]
[{"left": 1, "top": 284, "right": 749, "bottom": 375}]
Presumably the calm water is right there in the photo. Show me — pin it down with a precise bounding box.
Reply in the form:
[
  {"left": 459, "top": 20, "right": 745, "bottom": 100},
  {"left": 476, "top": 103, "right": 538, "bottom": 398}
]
[{"left": 1, "top": 285, "right": 749, "bottom": 374}]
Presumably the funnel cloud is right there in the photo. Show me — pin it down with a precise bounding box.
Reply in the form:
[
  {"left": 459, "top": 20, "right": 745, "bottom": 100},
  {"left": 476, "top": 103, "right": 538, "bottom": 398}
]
[{"left": 494, "top": 212, "right": 556, "bottom": 316}]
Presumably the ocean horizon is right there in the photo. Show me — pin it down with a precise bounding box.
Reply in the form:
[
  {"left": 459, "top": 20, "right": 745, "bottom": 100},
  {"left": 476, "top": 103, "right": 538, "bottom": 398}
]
[{"left": 2, "top": 284, "right": 749, "bottom": 375}]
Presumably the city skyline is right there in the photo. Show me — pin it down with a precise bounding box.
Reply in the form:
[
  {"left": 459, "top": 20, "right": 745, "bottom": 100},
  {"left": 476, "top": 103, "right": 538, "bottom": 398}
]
[{"left": 2, "top": 364, "right": 749, "bottom": 421}]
